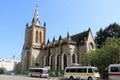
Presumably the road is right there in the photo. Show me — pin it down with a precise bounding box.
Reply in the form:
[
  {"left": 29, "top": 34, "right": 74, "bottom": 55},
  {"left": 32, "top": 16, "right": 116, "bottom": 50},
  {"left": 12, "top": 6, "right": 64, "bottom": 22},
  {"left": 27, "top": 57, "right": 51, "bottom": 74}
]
[{"left": 0, "top": 75, "right": 63, "bottom": 80}]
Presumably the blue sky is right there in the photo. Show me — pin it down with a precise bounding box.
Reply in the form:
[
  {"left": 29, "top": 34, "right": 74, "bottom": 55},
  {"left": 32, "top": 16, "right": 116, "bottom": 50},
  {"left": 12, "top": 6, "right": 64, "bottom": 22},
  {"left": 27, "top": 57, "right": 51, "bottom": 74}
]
[{"left": 0, "top": 0, "right": 120, "bottom": 59}]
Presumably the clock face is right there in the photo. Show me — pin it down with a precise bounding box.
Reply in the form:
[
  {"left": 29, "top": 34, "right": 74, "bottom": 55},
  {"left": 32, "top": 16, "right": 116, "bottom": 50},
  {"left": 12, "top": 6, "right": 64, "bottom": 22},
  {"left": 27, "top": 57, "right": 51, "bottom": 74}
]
[{"left": 89, "top": 42, "right": 94, "bottom": 50}]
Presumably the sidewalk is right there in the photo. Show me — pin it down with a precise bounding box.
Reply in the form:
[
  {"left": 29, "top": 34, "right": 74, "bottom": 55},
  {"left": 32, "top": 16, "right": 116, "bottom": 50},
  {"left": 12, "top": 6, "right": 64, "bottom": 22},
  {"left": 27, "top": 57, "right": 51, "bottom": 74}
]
[{"left": 47, "top": 77, "right": 64, "bottom": 80}]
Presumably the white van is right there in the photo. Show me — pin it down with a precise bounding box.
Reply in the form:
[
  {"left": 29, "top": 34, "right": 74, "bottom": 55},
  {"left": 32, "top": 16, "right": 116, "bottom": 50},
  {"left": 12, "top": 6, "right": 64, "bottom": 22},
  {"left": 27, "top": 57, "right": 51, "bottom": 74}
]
[{"left": 64, "top": 66, "right": 100, "bottom": 80}]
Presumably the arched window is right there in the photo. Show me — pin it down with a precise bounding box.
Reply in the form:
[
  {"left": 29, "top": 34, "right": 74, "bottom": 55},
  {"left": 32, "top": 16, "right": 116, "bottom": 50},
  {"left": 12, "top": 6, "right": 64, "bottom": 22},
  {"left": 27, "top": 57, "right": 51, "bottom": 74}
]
[
  {"left": 72, "top": 54, "right": 76, "bottom": 63},
  {"left": 44, "top": 56, "right": 47, "bottom": 67},
  {"left": 51, "top": 56, "right": 53, "bottom": 70},
  {"left": 57, "top": 55, "right": 59, "bottom": 67},
  {"left": 39, "top": 31, "right": 42, "bottom": 43},
  {"left": 36, "top": 31, "right": 38, "bottom": 43},
  {"left": 55, "top": 54, "right": 59, "bottom": 70},
  {"left": 63, "top": 54, "right": 67, "bottom": 70},
  {"left": 44, "top": 56, "right": 48, "bottom": 66},
  {"left": 26, "top": 51, "right": 30, "bottom": 69}
]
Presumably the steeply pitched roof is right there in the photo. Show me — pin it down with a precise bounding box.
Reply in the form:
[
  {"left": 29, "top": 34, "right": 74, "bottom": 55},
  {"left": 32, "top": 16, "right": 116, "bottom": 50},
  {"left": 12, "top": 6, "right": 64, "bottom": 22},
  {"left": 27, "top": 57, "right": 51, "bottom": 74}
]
[
  {"left": 71, "top": 30, "right": 89, "bottom": 45},
  {"left": 42, "top": 29, "right": 91, "bottom": 49}
]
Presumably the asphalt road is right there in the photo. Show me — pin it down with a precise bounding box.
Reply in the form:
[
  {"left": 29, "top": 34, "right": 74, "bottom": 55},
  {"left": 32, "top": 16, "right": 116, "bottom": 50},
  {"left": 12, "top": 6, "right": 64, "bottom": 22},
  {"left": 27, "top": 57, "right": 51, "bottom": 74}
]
[{"left": 0, "top": 75, "right": 62, "bottom": 80}]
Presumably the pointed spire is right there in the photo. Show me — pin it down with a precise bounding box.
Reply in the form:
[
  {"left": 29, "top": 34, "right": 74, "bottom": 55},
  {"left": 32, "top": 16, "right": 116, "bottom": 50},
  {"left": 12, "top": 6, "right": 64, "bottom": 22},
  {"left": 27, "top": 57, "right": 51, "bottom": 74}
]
[
  {"left": 67, "top": 32, "right": 69, "bottom": 38},
  {"left": 32, "top": 18, "right": 34, "bottom": 24},
  {"left": 47, "top": 39, "right": 50, "bottom": 47},
  {"left": 26, "top": 23, "right": 28, "bottom": 28},
  {"left": 88, "top": 27, "right": 91, "bottom": 32},
  {"left": 53, "top": 37, "right": 56, "bottom": 45},
  {"left": 67, "top": 32, "right": 71, "bottom": 41},
  {"left": 47, "top": 39, "right": 50, "bottom": 44},
  {"left": 53, "top": 37, "right": 55, "bottom": 42},
  {"left": 34, "top": 5, "right": 40, "bottom": 26},
  {"left": 59, "top": 35, "right": 62, "bottom": 43},
  {"left": 44, "top": 22, "right": 46, "bottom": 27},
  {"left": 59, "top": 35, "right": 62, "bottom": 40}
]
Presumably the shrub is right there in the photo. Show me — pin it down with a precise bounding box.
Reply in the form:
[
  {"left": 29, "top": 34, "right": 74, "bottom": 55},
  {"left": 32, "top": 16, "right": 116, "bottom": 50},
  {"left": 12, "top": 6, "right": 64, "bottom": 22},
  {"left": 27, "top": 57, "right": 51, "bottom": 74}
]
[
  {"left": 20, "top": 70, "right": 28, "bottom": 75},
  {"left": 48, "top": 70, "right": 54, "bottom": 77},
  {"left": 0, "top": 67, "right": 6, "bottom": 74},
  {"left": 55, "top": 69, "right": 64, "bottom": 77}
]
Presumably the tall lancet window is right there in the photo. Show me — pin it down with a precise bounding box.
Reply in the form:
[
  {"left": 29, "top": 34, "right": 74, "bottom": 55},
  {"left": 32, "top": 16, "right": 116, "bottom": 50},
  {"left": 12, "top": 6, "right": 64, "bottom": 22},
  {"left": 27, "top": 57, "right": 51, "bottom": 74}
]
[
  {"left": 36, "top": 31, "right": 38, "bottom": 43},
  {"left": 63, "top": 54, "right": 67, "bottom": 70},
  {"left": 39, "top": 31, "right": 42, "bottom": 43},
  {"left": 72, "top": 54, "right": 76, "bottom": 63}
]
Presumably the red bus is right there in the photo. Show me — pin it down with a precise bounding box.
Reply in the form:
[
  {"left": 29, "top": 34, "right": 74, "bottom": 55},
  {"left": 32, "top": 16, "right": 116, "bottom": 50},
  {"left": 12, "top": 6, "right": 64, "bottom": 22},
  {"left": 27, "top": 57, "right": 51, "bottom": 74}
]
[
  {"left": 109, "top": 64, "right": 120, "bottom": 80},
  {"left": 28, "top": 68, "right": 49, "bottom": 78}
]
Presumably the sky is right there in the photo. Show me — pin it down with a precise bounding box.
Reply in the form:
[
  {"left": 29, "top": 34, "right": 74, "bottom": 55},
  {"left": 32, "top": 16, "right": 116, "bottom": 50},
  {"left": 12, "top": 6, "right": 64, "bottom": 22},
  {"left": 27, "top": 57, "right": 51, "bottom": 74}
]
[{"left": 1, "top": 0, "right": 120, "bottom": 59}]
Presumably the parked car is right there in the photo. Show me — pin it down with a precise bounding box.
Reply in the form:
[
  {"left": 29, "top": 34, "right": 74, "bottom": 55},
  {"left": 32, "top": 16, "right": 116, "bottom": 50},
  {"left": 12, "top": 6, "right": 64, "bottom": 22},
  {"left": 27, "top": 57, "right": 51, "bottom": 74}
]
[{"left": 7, "top": 71, "right": 16, "bottom": 75}]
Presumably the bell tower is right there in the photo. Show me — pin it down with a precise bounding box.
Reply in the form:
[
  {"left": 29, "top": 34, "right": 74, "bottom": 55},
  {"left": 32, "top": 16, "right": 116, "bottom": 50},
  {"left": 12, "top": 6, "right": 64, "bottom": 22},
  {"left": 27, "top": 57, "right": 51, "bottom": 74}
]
[
  {"left": 21, "top": 5, "right": 46, "bottom": 71},
  {"left": 30, "top": 5, "right": 46, "bottom": 46}
]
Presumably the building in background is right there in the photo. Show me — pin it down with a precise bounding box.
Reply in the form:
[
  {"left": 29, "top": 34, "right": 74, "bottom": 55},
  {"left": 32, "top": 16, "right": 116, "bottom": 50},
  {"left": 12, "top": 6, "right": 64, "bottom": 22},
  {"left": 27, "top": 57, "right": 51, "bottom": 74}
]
[
  {"left": 21, "top": 5, "right": 96, "bottom": 71},
  {"left": 0, "top": 58, "right": 20, "bottom": 73}
]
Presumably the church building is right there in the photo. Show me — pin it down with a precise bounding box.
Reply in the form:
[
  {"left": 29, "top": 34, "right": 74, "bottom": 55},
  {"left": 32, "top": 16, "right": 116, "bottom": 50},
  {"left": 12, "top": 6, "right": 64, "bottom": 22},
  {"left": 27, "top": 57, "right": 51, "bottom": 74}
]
[{"left": 21, "top": 6, "right": 96, "bottom": 71}]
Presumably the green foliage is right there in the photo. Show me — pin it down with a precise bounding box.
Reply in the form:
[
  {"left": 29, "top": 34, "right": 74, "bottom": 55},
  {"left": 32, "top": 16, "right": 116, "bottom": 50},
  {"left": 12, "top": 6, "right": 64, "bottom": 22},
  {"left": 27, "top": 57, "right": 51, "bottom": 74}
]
[
  {"left": 48, "top": 69, "right": 64, "bottom": 77},
  {"left": 82, "top": 38, "right": 120, "bottom": 78},
  {"left": 95, "top": 22, "right": 120, "bottom": 48},
  {"left": 55, "top": 68, "right": 59, "bottom": 76},
  {"left": 0, "top": 67, "right": 6, "bottom": 74},
  {"left": 35, "top": 63, "right": 40, "bottom": 67},
  {"left": 55, "top": 69, "right": 64, "bottom": 77},
  {"left": 20, "top": 70, "right": 28, "bottom": 75},
  {"left": 48, "top": 70, "right": 54, "bottom": 77}
]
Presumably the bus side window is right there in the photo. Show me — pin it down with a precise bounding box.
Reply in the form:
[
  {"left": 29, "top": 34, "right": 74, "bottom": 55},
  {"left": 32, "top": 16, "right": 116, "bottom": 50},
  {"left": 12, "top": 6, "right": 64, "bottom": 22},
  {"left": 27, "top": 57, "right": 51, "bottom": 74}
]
[
  {"left": 111, "top": 67, "right": 119, "bottom": 72},
  {"left": 117, "top": 67, "right": 120, "bottom": 72},
  {"left": 38, "top": 69, "right": 42, "bottom": 73},
  {"left": 71, "top": 69, "right": 76, "bottom": 72},
  {"left": 77, "top": 68, "right": 83, "bottom": 73},
  {"left": 66, "top": 69, "right": 70, "bottom": 72},
  {"left": 84, "top": 68, "right": 87, "bottom": 73},
  {"left": 88, "top": 68, "right": 93, "bottom": 73}
]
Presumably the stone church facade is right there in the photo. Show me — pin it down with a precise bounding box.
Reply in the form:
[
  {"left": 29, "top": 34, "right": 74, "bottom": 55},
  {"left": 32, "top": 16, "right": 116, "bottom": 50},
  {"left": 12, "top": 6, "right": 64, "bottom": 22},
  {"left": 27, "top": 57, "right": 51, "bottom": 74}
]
[{"left": 21, "top": 6, "right": 96, "bottom": 71}]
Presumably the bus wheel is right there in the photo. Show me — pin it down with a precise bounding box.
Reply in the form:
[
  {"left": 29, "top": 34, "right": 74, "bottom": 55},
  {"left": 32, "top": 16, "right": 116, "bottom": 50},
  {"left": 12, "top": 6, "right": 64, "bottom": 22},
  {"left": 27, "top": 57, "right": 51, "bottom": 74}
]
[
  {"left": 78, "top": 77, "right": 81, "bottom": 80},
  {"left": 70, "top": 76, "right": 74, "bottom": 80},
  {"left": 39, "top": 75, "right": 41, "bottom": 78},
  {"left": 31, "top": 74, "right": 33, "bottom": 77},
  {"left": 88, "top": 77, "right": 92, "bottom": 80}
]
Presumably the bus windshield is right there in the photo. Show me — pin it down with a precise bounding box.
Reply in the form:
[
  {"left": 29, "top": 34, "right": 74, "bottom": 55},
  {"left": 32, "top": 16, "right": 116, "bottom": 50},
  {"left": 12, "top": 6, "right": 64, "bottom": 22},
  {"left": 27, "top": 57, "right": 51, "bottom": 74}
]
[
  {"left": 93, "top": 68, "right": 99, "bottom": 73},
  {"left": 43, "top": 69, "right": 48, "bottom": 73}
]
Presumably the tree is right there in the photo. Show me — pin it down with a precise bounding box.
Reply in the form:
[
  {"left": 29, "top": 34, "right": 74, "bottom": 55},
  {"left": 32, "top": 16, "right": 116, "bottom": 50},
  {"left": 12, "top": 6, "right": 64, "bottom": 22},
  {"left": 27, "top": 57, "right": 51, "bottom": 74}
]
[
  {"left": 103, "top": 38, "right": 120, "bottom": 63},
  {"left": 95, "top": 22, "right": 120, "bottom": 48},
  {"left": 0, "top": 67, "right": 6, "bottom": 74},
  {"left": 82, "top": 38, "right": 120, "bottom": 78},
  {"left": 35, "top": 62, "right": 40, "bottom": 67}
]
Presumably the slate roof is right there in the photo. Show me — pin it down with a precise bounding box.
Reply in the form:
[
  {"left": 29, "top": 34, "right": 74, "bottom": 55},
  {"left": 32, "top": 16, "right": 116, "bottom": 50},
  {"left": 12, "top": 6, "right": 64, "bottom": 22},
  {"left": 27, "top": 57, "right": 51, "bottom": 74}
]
[
  {"left": 42, "top": 28, "right": 91, "bottom": 49},
  {"left": 71, "top": 29, "right": 89, "bottom": 45}
]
